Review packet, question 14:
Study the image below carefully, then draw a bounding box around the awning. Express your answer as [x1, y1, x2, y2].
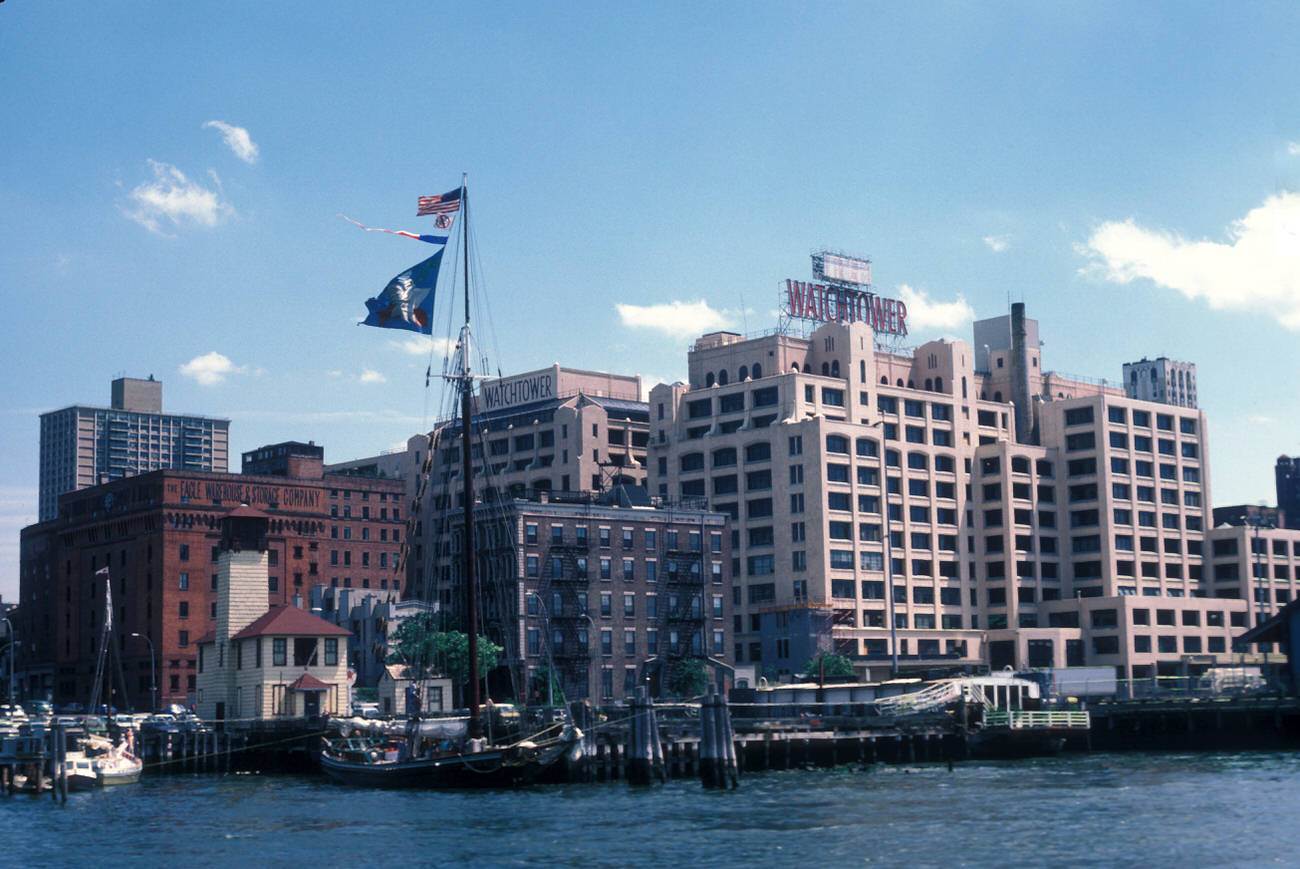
[288, 673, 333, 692]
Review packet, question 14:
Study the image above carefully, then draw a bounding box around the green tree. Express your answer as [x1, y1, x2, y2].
[665, 657, 710, 698]
[529, 665, 566, 707]
[801, 650, 855, 682]
[387, 613, 503, 704]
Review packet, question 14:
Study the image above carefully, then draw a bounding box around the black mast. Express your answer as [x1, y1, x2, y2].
[459, 178, 482, 740]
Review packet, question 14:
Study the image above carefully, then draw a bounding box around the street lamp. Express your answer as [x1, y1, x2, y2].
[130, 632, 157, 713]
[868, 421, 901, 678]
[1245, 513, 1274, 679]
[0, 617, 13, 707]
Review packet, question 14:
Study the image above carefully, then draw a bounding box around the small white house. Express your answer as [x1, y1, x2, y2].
[376, 664, 452, 717]
[194, 506, 353, 722]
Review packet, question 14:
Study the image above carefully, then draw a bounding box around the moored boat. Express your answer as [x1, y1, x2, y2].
[321, 180, 588, 789]
[66, 735, 143, 789]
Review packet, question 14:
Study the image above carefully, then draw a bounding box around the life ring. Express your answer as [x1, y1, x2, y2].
[367, 749, 382, 762]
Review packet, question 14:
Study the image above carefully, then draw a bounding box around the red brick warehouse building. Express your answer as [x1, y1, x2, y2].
[18, 442, 404, 709]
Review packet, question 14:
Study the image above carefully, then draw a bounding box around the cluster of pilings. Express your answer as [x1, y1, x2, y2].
[0, 725, 71, 801]
[698, 687, 739, 789]
[625, 687, 666, 785]
[621, 686, 740, 789]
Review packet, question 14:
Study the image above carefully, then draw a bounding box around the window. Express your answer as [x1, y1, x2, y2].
[1066, 432, 1096, 451]
[273, 638, 287, 666]
[1064, 406, 1094, 426]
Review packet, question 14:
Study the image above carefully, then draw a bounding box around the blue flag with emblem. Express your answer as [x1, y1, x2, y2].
[361, 248, 443, 333]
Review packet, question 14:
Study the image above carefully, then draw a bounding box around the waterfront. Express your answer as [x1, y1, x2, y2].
[2, 752, 1298, 868]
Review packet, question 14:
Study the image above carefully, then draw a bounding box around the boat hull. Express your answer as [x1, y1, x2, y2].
[99, 764, 143, 786]
[320, 739, 574, 789]
[968, 728, 1068, 759]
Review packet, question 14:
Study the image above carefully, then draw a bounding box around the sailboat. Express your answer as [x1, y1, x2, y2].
[66, 733, 144, 789]
[69, 567, 143, 788]
[320, 180, 585, 788]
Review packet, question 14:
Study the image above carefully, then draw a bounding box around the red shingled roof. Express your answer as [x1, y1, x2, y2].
[230, 605, 352, 640]
[224, 504, 272, 520]
[288, 673, 334, 692]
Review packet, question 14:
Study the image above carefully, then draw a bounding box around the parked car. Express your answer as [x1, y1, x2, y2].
[0, 703, 29, 723]
[140, 714, 181, 736]
[351, 701, 381, 719]
[173, 712, 205, 733]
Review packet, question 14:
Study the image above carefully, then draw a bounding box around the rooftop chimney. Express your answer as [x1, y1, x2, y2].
[1010, 303, 1035, 444]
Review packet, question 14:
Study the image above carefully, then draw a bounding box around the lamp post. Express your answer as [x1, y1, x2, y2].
[868, 421, 900, 678]
[0, 617, 13, 707]
[580, 612, 597, 706]
[130, 632, 157, 713]
[1246, 513, 1274, 680]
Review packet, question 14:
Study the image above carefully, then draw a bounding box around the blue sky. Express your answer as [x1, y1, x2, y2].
[3, 2, 1299, 601]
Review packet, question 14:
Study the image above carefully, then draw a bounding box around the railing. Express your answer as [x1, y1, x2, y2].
[871, 680, 963, 715]
[1041, 675, 1270, 703]
[1114, 675, 1268, 701]
[984, 709, 1090, 730]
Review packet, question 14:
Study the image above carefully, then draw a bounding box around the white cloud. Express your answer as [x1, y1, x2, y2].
[1289, 142, 1300, 156]
[983, 235, 1010, 253]
[125, 160, 233, 234]
[390, 335, 456, 356]
[359, 369, 387, 384]
[616, 299, 733, 338]
[179, 351, 248, 386]
[203, 120, 259, 164]
[1079, 191, 1300, 328]
[895, 284, 976, 332]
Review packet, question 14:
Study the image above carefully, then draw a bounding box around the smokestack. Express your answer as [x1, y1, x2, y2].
[1011, 303, 1034, 444]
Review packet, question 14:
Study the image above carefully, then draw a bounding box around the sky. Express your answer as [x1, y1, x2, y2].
[3, 1, 1300, 602]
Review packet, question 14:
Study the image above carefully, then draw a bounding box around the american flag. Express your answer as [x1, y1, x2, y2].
[417, 188, 462, 217]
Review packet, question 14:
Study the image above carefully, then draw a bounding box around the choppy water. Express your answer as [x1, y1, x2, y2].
[2, 752, 1297, 868]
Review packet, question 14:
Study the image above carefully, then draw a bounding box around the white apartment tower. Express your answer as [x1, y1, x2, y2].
[38, 376, 230, 520]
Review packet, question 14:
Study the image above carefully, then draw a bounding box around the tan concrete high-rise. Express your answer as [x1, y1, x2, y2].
[647, 308, 1245, 686]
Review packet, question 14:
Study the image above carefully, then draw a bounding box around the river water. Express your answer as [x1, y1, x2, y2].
[2, 752, 1296, 868]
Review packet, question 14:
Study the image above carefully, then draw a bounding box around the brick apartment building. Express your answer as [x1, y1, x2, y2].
[17, 443, 403, 708]
[458, 491, 731, 704]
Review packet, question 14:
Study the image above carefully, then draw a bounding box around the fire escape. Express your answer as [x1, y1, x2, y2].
[651, 533, 708, 689]
[539, 527, 594, 702]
